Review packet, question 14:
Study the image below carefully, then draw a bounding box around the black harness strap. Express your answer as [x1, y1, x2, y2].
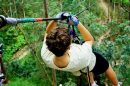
[0, 44, 7, 84]
[0, 15, 7, 28]
[87, 66, 91, 86]
[79, 67, 91, 86]
[68, 25, 83, 44]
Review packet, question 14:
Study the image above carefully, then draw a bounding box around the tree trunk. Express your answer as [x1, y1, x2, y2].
[21, 0, 25, 17]
[9, 2, 13, 17]
[43, 0, 57, 86]
[107, 0, 111, 22]
[52, 69, 57, 86]
[128, 0, 130, 20]
[77, 76, 82, 86]
[57, 0, 62, 11]
[13, 0, 18, 17]
[43, 0, 49, 26]
[113, 1, 115, 20]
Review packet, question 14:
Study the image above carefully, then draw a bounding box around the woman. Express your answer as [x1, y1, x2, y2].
[41, 13, 120, 86]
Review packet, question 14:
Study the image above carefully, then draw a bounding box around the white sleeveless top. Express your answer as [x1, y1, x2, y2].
[41, 39, 96, 76]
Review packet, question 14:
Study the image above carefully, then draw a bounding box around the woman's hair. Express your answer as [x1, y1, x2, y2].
[46, 27, 71, 57]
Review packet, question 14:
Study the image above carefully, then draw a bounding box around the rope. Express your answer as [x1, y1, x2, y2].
[75, 2, 96, 16]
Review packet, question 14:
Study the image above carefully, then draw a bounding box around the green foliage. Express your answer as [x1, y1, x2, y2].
[56, 71, 77, 85]
[93, 20, 130, 85]
[89, 23, 107, 39]
[111, 0, 130, 5]
[7, 54, 36, 78]
[122, 0, 130, 5]
[64, 78, 77, 86]
[6, 54, 52, 86]
[5, 78, 36, 86]
[81, 12, 97, 25]
[0, 27, 26, 61]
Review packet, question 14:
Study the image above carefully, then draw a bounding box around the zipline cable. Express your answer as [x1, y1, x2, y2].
[0, 2, 96, 28]
[75, 2, 96, 16]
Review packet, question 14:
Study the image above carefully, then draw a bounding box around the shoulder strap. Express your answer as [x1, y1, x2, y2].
[68, 25, 83, 44]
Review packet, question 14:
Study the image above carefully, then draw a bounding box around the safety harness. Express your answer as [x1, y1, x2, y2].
[67, 24, 91, 86]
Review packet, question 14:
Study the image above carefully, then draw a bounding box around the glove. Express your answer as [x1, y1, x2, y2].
[0, 44, 3, 54]
[55, 12, 79, 26]
[55, 12, 70, 20]
[0, 15, 7, 28]
[55, 12, 71, 24]
[68, 15, 79, 26]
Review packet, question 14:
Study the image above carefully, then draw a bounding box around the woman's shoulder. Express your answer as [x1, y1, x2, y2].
[69, 42, 93, 59]
[70, 42, 92, 50]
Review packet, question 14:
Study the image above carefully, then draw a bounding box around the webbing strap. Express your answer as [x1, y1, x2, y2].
[68, 25, 83, 44]
[79, 66, 91, 86]
[87, 66, 91, 86]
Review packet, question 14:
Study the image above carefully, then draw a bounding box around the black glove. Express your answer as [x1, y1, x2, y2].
[0, 15, 7, 28]
[55, 12, 70, 23]
[0, 44, 3, 54]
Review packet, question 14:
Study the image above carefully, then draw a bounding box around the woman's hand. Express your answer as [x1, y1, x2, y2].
[55, 12, 70, 20]
[68, 16, 79, 26]
[55, 12, 79, 26]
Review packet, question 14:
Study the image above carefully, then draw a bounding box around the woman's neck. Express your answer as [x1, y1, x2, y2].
[55, 52, 68, 59]
[53, 52, 70, 68]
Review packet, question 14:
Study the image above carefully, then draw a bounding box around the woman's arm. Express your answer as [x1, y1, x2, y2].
[43, 20, 57, 40]
[46, 20, 57, 34]
[77, 22, 94, 45]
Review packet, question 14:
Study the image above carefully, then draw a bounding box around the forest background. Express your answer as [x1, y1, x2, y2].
[0, 0, 130, 86]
